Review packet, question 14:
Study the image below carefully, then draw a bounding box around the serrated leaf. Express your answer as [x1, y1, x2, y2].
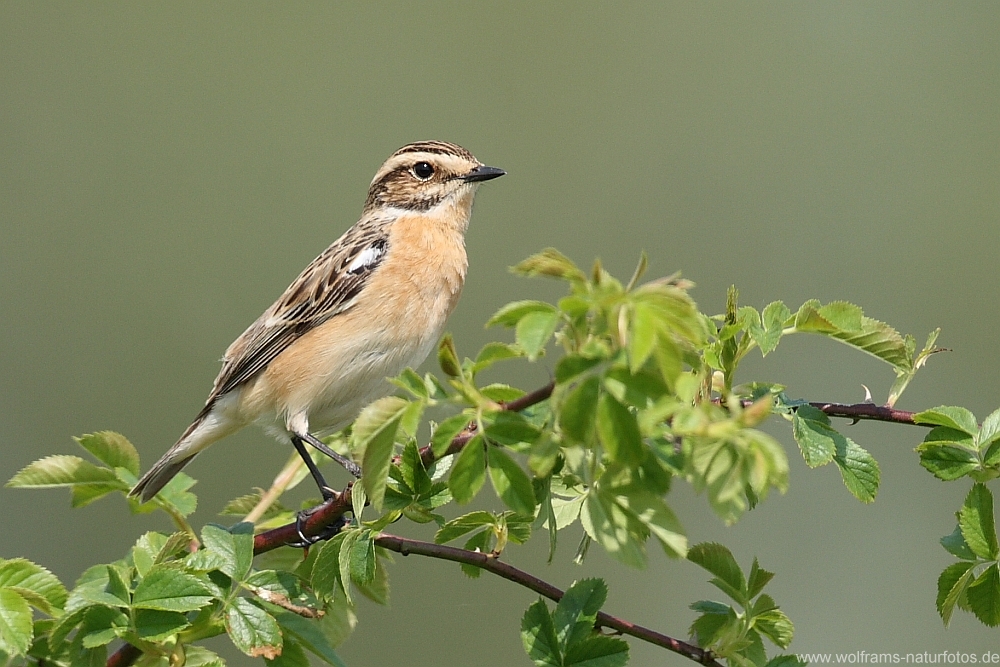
[400, 440, 432, 497]
[914, 407, 979, 436]
[512, 248, 587, 283]
[434, 511, 497, 544]
[473, 341, 524, 372]
[688, 543, 746, 602]
[485, 411, 541, 446]
[134, 608, 190, 641]
[225, 597, 282, 659]
[521, 598, 561, 666]
[488, 447, 536, 515]
[752, 301, 790, 356]
[265, 636, 309, 667]
[790, 406, 836, 467]
[754, 609, 794, 648]
[488, 300, 559, 328]
[747, 558, 775, 599]
[0, 588, 32, 657]
[596, 393, 644, 466]
[564, 634, 629, 667]
[940, 524, 977, 560]
[960, 484, 998, 560]
[349, 536, 376, 586]
[978, 407, 1000, 450]
[276, 609, 350, 665]
[967, 563, 1000, 627]
[131, 566, 214, 612]
[437, 333, 461, 377]
[448, 435, 487, 504]
[355, 396, 407, 511]
[431, 414, 471, 458]
[918, 444, 980, 481]
[153, 472, 198, 517]
[580, 490, 646, 569]
[201, 523, 255, 582]
[75, 432, 140, 476]
[553, 578, 606, 653]
[0, 559, 67, 615]
[833, 437, 880, 503]
[517, 310, 561, 361]
[6, 455, 117, 488]
[390, 368, 429, 399]
[937, 561, 976, 626]
[309, 534, 348, 600]
[828, 316, 913, 371]
[560, 376, 600, 444]
[461, 530, 493, 578]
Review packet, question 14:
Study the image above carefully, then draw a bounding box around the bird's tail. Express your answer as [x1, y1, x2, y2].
[130, 406, 232, 503]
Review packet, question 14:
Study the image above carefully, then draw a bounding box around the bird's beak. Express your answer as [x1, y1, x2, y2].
[462, 165, 506, 183]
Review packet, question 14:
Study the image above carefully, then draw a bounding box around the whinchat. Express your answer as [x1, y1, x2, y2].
[131, 141, 504, 503]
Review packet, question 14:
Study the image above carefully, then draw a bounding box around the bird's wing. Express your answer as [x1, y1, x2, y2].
[205, 220, 390, 404]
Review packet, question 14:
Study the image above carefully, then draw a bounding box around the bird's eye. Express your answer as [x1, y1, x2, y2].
[412, 162, 435, 180]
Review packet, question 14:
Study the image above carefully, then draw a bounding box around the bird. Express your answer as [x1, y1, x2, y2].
[130, 141, 505, 504]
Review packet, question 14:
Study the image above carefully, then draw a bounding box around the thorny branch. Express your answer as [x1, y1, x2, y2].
[106, 380, 925, 666]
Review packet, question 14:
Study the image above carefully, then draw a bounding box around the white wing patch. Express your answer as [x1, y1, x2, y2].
[346, 242, 386, 275]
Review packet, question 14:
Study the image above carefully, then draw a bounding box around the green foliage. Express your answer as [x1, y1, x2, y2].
[4, 248, 974, 666]
[688, 544, 794, 667]
[520, 578, 628, 667]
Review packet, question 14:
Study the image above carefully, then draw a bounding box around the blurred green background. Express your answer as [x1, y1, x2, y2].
[2, 2, 998, 665]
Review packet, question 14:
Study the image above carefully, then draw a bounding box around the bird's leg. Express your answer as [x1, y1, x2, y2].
[299, 431, 363, 479]
[290, 434, 337, 500]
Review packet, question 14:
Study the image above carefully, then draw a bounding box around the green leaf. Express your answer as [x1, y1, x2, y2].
[596, 393, 644, 465]
[153, 473, 198, 517]
[431, 413, 471, 458]
[349, 536, 376, 586]
[485, 411, 541, 446]
[560, 376, 600, 444]
[833, 437, 880, 504]
[181, 646, 227, 667]
[512, 248, 587, 283]
[918, 444, 980, 481]
[221, 491, 288, 522]
[356, 396, 408, 511]
[829, 316, 913, 371]
[754, 609, 794, 648]
[134, 609, 190, 642]
[480, 383, 526, 403]
[448, 435, 487, 504]
[580, 489, 646, 569]
[967, 563, 1000, 627]
[914, 407, 979, 436]
[390, 367, 429, 399]
[488, 448, 537, 514]
[937, 561, 976, 626]
[461, 530, 493, 578]
[473, 341, 524, 372]
[553, 578, 606, 653]
[521, 598, 561, 666]
[790, 406, 836, 467]
[400, 440, 432, 497]
[556, 355, 604, 384]
[6, 455, 117, 488]
[747, 558, 775, 599]
[275, 609, 350, 665]
[434, 511, 497, 544]
[960, 484, 999, 560]
[131, 565, 214, 612]
[488, 300, 559, 328]
[941, 524, 977, 561]
[751, 301, 790, 356]
[688, 543, 747, 603]
[0, 558, 67, 615]
[978, 407, 1000, 450]
[225, 597, 282, 659]
[517, 310, 561, 361]
[564, 634, 629, 667]
[201, 523, 255, 582]
[75, 432, 140, 476]
[629, 301, 660, 371]
[309, 533, 348, 600]
[437, 333, 462, 377]
[0, 588, 32, 657]
[265, 636, 310, 667]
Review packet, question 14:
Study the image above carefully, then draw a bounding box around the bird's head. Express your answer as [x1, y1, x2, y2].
[364, 141, 505, 218]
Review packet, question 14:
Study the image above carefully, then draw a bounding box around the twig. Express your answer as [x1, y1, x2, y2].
[107, 380, 925, 667]
[375, 533, 722, 667]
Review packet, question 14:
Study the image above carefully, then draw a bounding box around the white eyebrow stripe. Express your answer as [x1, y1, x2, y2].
[347, 243, 386, 274]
